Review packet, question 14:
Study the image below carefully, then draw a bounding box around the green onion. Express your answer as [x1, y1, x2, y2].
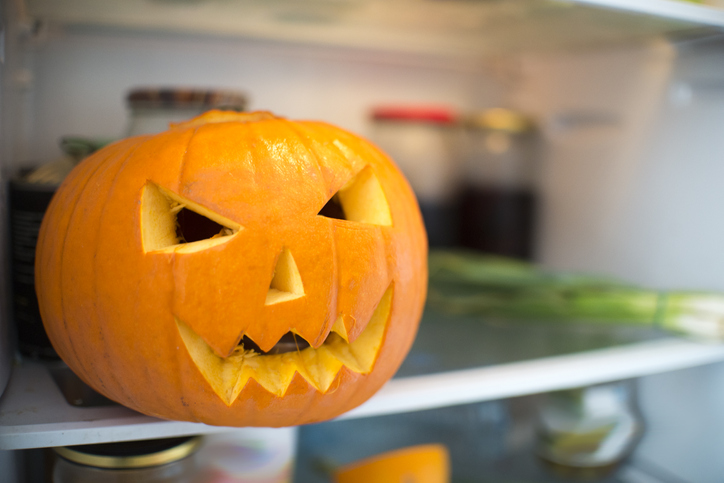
[428, 250, 724, 340]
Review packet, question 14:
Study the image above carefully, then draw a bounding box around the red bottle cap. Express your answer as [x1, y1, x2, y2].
[371, 106, 457, 124]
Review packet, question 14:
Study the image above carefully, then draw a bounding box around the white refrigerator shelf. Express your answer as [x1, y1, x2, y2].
[23, 0, 724, 57]
[3, 312, 724, 451]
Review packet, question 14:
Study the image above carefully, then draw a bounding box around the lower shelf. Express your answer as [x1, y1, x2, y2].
[297, 395, 674, 483]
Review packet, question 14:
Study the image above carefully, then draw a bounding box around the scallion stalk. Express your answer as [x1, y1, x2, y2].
[428, 250, 724, 341]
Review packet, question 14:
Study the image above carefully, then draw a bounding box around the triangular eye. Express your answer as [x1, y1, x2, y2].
[141, 182, 242, 253]
[265, 247, 305, 305]
[317, 166, 392, 226]
[318, 195, 346, 221]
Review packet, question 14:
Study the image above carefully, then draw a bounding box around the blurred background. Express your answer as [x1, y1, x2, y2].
[2, 0, 724, 482]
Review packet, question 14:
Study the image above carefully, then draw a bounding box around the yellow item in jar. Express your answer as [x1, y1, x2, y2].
[334, 444, 450, 483]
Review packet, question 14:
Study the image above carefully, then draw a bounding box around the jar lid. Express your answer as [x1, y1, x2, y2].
[127, 88, 247, 111]
[465, 108, 534, 133]
[371, 106, 457, 124]
[54, 436, 202, 469]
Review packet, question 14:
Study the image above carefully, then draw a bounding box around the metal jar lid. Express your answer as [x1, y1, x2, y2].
[53, 436, 202, 469]
[127, 88, 247, 111]
[464, 108, 535, 133]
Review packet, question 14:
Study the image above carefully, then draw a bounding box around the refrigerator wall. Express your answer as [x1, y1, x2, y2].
[521, 37, 724, 481]
[17, 27, 504, 167]
[517, 36, 724, 292]
[16, 22, 724, 294]
[521, 38, 724, 481]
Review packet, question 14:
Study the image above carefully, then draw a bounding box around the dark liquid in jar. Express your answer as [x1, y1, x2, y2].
[418, 200, 461, 248]
[458, 185, 536, 260]
[9, 180, 59, 358]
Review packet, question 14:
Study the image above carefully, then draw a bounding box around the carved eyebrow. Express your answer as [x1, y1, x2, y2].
[317, 166, 392, 226]
[141, 182, 242, 254]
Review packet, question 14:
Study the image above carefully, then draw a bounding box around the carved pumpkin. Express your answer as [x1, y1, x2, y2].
[35, 111, 427, 426]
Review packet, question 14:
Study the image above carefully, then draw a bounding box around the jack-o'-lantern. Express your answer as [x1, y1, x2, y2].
[35, 111, 427, 426]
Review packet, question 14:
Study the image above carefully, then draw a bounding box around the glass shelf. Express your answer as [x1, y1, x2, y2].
[396, 310, 666, 379]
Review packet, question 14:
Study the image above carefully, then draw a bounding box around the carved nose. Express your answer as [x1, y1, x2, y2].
[265, 247, 305, 306]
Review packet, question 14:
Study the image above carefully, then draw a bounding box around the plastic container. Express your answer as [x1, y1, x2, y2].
[194, 428, 297, 483]
[370, 106, 461, 247]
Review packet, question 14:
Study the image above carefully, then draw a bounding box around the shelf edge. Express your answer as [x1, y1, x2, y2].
[341, 337, 724, 419]
[3, 337, 723, 450]
[574, 0, 724, 27]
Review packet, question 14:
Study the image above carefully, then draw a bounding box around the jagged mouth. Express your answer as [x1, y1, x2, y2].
[176, 285, 393, 405]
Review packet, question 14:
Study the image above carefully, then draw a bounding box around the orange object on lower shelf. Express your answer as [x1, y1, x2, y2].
[334, 444, 450, 483]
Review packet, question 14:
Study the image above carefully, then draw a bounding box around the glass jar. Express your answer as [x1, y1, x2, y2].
[536, 381, 643, 478]
[459, 108, 539, 260]
[53, 436, 202, 483]
[125, 88, 247, 137]
[10, 137, 110, 360]
[370, 106, 461, 247]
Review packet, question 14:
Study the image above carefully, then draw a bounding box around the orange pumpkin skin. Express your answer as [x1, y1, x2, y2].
[35, 111, 427, 426]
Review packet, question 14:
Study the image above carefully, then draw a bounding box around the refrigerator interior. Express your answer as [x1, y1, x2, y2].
[3, 1, 724, 481]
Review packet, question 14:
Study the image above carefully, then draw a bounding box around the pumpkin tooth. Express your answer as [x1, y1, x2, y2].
[330, 315, 350, 342]
[300, 346, 343, 392]
[242, 351, 302, 395]
[176, 284, 393, 404]
[324, 334, 366, 373]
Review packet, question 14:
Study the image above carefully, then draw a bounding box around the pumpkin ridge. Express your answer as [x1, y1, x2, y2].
[335, 274, 395, 345]
[175, 125, 199, 197]
[279, 119, 329, 195]
[271, 119, 332, 223]
[328, 208, 340, 348]
[332, 220, 392, 342]
[52, 144, 130, 386]
[290, 121, 356, 201]
[55, 139, 145, 399]
[89, 138, 153, 406]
